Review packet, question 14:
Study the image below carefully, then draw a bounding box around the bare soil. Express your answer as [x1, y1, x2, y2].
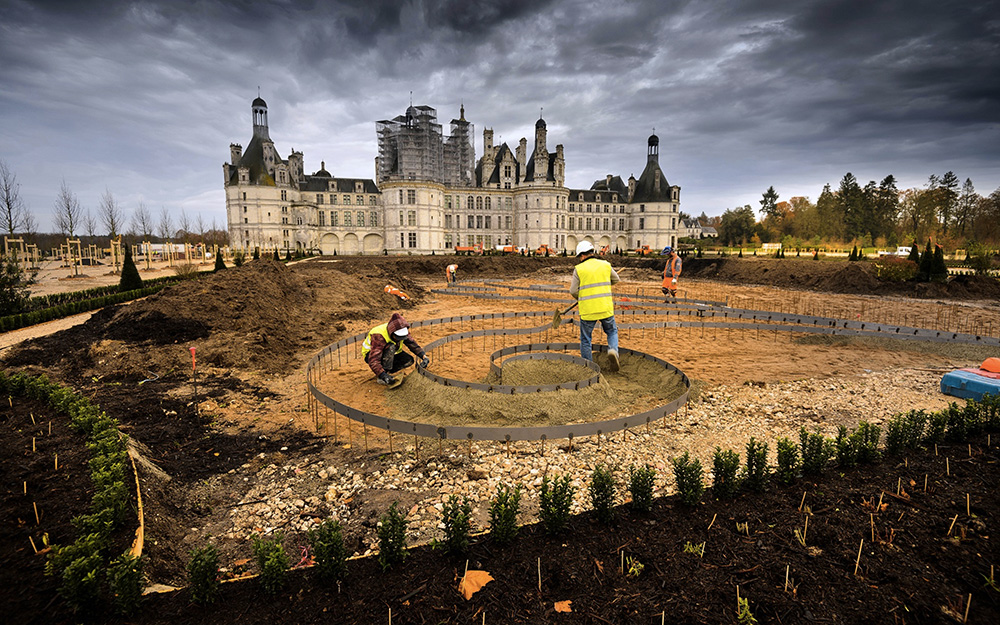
[2, 255, 1000, 624]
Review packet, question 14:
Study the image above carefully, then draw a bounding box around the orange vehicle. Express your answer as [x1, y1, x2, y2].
[635, 245, 653, 256]
[498, 245, 517, 254]
[454, 243, 483, 255]
[535, 244, 553, 256]
[598, 245, 611, 256]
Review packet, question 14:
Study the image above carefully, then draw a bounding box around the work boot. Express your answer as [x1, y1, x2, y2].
[607, 349, 620, 373]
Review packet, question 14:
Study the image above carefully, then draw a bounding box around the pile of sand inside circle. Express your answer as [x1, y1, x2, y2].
[386, 353, 687, 429]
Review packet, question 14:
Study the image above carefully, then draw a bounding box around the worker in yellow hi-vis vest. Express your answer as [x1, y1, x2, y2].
[569, 241, 620, 372]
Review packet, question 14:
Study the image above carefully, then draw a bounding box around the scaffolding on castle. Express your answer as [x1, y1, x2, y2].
[376, 105, 474, 187]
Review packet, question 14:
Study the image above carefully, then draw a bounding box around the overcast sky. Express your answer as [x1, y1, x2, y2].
[2, 0, 998, 233]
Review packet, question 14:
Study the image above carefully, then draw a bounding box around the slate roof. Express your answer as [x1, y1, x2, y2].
[522, 148, 555, 182]
[478, 143, 520, 186]
[631, 159, 675, 203]
[589, 175, 629, 196]
[229, 135, 278, 186]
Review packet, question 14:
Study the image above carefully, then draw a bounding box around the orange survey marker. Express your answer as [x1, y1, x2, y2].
[383, 285, 410, 301]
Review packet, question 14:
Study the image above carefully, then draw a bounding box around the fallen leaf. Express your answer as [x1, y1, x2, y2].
[554, 600, 573, 613]
[459, 570, 494, 600]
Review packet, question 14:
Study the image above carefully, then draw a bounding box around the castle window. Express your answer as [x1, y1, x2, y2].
[639, 205, 645, 212]
[604, 205, 609, 213]
[244, 217, 248, 223]
[586, 218, 592, 230]
[505, 216, 511, 229]
[407, 190, 416, 204]
[399, 190, 404, 203]
[672, 218, 676, 229]
[619, 218, 625, 230]
[331, 211, 338, 226]
[243, 206, 247, 213]
[639, 218, 645, 230]
[485, 197, 491, 210]
[400, 233, 405, 247]
[297, 216, 303, 225]
[586, 204, 592, 213]
[343, 195, 351, 205]
[503, 165, 511, 178]
[445, 234, 452, 248]
[283, 229, 289, 237]
[282, 217, 288, 225]
[445, 195, 453, 209]
[569, 204, 574, 212]
[408, 232, 417, 248]
[504, 198, 512, 210]
[604, 218, 609, 230]
[407, 211, 416, 226]
[504, 182, 511, 189]
[476, 215, 482, 229]
[370, 212, 378, 227]
[569, 217, 575, 230]
[331, 194, 338, 204]
[476, 197, 482, 210]
[319, 211, 325, 227]
[344, 212, 352, 227]
[445, 215, 452, 229]
[467, 196, 474, 210]
[578, 193, 584, 201]
[467, 215, 475, 228]
[369, 196, 377, 205]
[357, 211, 364, 227]
[399, 210, 404, 225]
[596, 194, 601, 202]
[280, 190, 287, 201]
[317, 194, 323, 204]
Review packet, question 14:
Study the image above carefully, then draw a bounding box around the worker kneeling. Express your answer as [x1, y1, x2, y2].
[362, 312, 430, 386]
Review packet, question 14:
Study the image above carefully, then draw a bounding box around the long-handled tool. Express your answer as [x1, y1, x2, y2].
[551, 302, 578, 328]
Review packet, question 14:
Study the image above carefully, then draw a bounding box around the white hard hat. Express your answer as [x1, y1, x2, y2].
[392, 327, 409, 337]
[575, 241, 595, 256]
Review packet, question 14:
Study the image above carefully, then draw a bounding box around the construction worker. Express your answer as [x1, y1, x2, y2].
[570, 241, 620, 372]
[662, 246, 681, 299]
[445, 263, 458, 284]
[362, 312, 430, 386]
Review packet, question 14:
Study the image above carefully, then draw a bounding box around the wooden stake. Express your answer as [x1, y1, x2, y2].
[48, 421, 51, 435]
[803, 516, 808, 542]
[946, 457, 950, 476]
[948, 514, 959, 536]
[32, 437, 35, 452]
[897, 477, 901, 495]
[54, 454, 58, 471]
[388, 606, 391, 625]
[798, 492, 806, 512]
[870, 514, 875, 542]
[854, 539, 863, 576]
[708, 513, 717, 530]
[963, 593, 971, 623]
[537, 557, 542, 592]
[935, 443, 938, 456]
[968, 444, 972, 458]
[877, 492, 884, 511]
[30, 413, 35, 425]
[23, 481, 26, 495]
[33, 502, 40, 524]
[29, 536, 37, 553]
[966, 493, 970, 517]
[924, 474, 928, 492]
[784, 565, 789, 592]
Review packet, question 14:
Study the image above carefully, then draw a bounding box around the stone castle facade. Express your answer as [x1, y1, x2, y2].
[224, 97, 681, 255]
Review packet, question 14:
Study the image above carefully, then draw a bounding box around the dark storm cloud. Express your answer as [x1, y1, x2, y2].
[0, 0, 998, 229]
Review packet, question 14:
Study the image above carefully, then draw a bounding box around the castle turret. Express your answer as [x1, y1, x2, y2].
[647, 133, 659, 165]
[252, 97, 270, 141]
[230, 143, 242, 165]
[532, 117, 547, 182]
[482, 127, 495, 181]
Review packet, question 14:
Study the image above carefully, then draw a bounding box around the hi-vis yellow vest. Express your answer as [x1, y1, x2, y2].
[576, 258, 614, 321]
[361, 323, 403, 358]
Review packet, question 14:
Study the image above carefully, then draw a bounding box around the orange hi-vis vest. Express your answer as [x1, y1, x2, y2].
[662, 255, 681, 288]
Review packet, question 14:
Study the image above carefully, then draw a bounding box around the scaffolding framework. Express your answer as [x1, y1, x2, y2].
[376, 105, 474, 187]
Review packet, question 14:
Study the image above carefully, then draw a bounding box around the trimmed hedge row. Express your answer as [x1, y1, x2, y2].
[21, 274, 188, 312]
[0, 285, 164, 333]
[0, 371, 142, 615]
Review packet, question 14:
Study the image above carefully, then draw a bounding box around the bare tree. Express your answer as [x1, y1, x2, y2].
[178, 208, 192, 243]
[0, 159, 30, 238]
[83, 208, 98, 240]
[196, 213, 206, 242]
[54, 180, 82, 237]
[157, 205, 173, 241]
[132, 200, 155, 240]
[98, 188, 125, 238]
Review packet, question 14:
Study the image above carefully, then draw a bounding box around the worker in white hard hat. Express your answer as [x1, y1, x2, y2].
[569, 240, 621, 372]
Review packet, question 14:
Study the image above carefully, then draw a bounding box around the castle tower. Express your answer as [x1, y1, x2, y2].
[532, 118, 547, 182]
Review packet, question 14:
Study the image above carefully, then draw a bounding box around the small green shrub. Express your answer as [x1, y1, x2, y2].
[775, 437, 799, 484]
[884, 413, 907, 456]
[671, 452, 704, 506]
[741, 438, 769, 492]
[187, 544, 221, 605]
[441, 495, 473, 554]
[627, 464, 656, 513]
[925, 409, 948, 444]
[308, 519, 347, 582]
[108, 553, 144, 615]
[800, 427, 834, 475]
[589, 464, 617, 525]
[233, 252, 245, 267]
[377, 502, 408, 569]
[835, 425, 859, 468]
[251, 533, 289, 595]
[489, 483, 522, 544]
[853, 421, 881, 463]
[539, 474, 575, 534]
[711, 447, 741, 499]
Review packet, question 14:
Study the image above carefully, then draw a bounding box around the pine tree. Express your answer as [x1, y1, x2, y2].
[119, 244, 143, 292]
[907, 241, 920, 263]
[918, 240, 933, 281]
[252, 247, 260, 260]
[214, 251, 226, 272]
[930, 245, 949, 282]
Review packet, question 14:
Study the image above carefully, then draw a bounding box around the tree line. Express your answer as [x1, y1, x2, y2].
[0, 159, 227, 252]
[712, 172, 1000, 251]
